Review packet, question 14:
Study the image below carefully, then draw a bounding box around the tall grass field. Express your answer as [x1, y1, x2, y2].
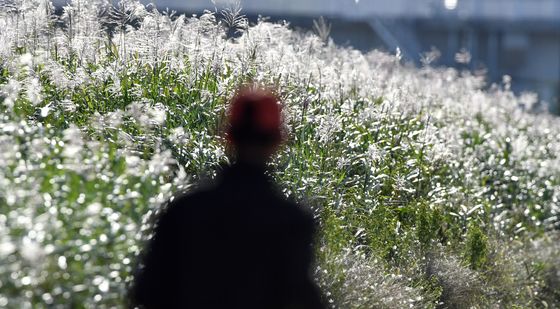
[0, 1, 559, 308]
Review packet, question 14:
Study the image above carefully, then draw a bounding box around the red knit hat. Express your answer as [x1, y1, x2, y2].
[226, 87, 283, 146]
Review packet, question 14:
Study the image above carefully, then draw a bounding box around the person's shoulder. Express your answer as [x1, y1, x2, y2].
[168, 188, 210, 206]
[163, 186, 216, 216]
[149, 185, 209, 224]
[276, 195, 316, 225]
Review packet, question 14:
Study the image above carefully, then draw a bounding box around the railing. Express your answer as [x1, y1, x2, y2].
[129, 0, 560, 21]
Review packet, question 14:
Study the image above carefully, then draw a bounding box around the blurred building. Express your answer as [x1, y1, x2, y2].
[149, 0, 560, 112]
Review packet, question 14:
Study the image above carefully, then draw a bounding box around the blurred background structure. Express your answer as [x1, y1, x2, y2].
[56, 0, 560, 112]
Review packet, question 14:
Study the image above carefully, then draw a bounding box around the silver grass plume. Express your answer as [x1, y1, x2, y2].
[213, 0, 246, 39]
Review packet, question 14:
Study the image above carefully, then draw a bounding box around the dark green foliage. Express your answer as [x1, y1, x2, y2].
[464, 222, 488, 270]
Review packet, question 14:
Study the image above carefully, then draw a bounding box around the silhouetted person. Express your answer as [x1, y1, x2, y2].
[128, 87, 325, 309]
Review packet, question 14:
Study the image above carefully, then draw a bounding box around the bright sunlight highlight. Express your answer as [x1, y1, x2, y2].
[444, 0, 458, 10]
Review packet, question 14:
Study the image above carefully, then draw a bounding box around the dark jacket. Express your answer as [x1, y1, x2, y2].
[129, 162, 325, 309]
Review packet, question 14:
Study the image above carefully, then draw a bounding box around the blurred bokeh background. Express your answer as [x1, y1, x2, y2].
[83, 0, 559, 114]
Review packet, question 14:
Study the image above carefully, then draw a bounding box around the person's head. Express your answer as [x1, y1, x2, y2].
[226, 86, 284, 164]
